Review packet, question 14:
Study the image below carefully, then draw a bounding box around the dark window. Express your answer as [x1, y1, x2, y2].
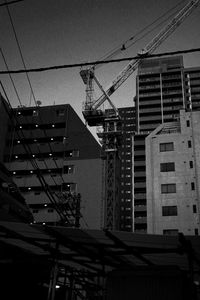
[195, 228, 199, 236]
[161, 184, 176, 194]
[186, 120, 190, 127]
[160, 162, 175, 172]
[163, 229, 179, 235]
[34, 192, 41, 195]
[191, 182, 195, 190]
[33, 209, 39, 214]
[160, 142, 174, 152]
[189, 161, 193, 168]
[162, 206, 177, 216]
[48, 209, 54, 213]
[188, 140, 192, 148]
[193, 205, 197, 213]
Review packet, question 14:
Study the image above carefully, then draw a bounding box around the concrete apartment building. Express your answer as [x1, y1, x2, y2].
[146, 110, 200, 235]
[133, 55, 200, 234]
[2, 101, 102, 229]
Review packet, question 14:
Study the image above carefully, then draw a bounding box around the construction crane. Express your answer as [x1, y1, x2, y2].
[80, 0, 200, 230]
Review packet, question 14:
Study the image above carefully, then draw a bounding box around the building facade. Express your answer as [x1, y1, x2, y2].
[133, 55, 200, 234]
[118, 107, 136, 231]
[146, 110, 200, 235]
[3, 103, 102, 229]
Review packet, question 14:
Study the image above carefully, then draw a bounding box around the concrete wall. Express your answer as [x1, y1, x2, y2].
[146, 110, 200, 235]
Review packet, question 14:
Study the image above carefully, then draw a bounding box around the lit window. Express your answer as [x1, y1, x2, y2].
[30, 171, 33, 174]
[32, 154, 35, 158]
[28, 187, 31, 190]
[18, 112, 21, 115]
[13, 171, 16, 175]
[35, 124, 39, 128]
[19, 126, 22, 129]
[161, 184, 176, 194]
[33, 110, 38, 116]
[15, 155, 18, 159]
[17, 140, 20, 144]
[51, 138, 54, 141]
[52, 124, 55, 128]
[49, 153, 52, 156]
[160, 142, 174, 152]
[162, 206, 177, 216]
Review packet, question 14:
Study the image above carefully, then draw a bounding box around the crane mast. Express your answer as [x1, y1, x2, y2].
[80, 0, 200, 230]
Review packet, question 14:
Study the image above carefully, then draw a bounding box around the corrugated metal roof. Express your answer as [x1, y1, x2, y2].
[0, 221, 199, 274]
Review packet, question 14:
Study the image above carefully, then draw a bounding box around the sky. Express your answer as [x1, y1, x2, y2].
[0, 0, 200, 139]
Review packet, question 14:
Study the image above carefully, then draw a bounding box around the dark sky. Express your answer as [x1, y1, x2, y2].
[0, 0, 200, 136]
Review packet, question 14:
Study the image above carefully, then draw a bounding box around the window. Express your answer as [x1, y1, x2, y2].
[189, 161, 193, 168]
[186, 120, 190, 127]
[162, 206, 177, 216]
[160, 162, 175, 172]
[63, 165, 74, 174]
[48, 209, 54, 213]
[161, 184, 176, 194]
[160, 142, 174, 152]
[193, 205, 197, 213]
[32, 209, 39, 214]
[73, 150, 79, 157]
[57, 109, 65, 116]
[191, 182, 195, 190]
[195, 228, 199, 236]
[188, 140, 192, 148]
[33, 110, 38, 116]
[163, 229, 179, 235]
[34, 192, 41, 195]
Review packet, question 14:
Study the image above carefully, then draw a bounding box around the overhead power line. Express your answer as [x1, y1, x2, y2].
[0, 47, 199, 75]
[0, 0, 24, 7]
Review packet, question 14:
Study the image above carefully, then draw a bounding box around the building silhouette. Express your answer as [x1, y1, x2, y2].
[0, 100, 102, 229]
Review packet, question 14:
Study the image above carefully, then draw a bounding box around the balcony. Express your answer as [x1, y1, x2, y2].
[134, 216, 147, 224]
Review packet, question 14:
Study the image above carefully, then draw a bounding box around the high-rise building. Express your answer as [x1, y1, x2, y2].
[133, 55, 200, 234]
[2, 102, 102, 229]
[146, 110, 200, 236]
[118, 107, 136, 231]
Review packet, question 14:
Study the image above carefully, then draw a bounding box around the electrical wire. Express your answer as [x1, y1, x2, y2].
[0, 0, 24, 7]
[95, 0, 187, 65]
[0, 48, 88, 227]
[0, 48, 23, 106]
[0, 47, 200, 75]
[4, 3, 68, 177]
[3, 3, 88, 226]
[0, 81, 70, 223]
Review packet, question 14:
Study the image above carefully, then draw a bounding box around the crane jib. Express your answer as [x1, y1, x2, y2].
[81, 0, 200, 119]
